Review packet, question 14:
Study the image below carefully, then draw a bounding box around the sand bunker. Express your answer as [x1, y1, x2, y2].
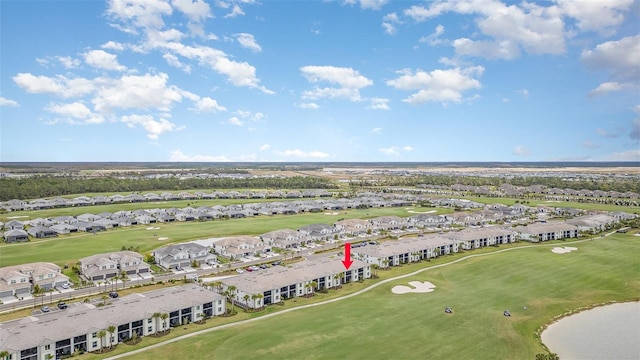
[324, 212, 339, 215]
[158, 237, 169, 241]
[146, 226, 161, 230]
[392, 281, 436, 294]
[552, 246, 578, 254]
[407, 210, 437, 214]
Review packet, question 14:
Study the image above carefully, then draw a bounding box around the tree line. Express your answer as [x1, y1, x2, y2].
[0, 176, 337, 201]
[374, 175, 640, 193]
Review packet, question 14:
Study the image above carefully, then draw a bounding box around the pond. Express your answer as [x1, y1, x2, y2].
[541, 302, 640, 360]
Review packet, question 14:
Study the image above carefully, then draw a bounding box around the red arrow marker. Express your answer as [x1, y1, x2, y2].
[342, 242, 353, 270]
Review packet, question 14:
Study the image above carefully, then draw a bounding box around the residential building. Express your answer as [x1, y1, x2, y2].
[79, 251, 151, 282]
[514, 221, 580, 242]
[153, 243, 215, 270]
[0, 284, 225, 360]
[220, 257, 371, 310]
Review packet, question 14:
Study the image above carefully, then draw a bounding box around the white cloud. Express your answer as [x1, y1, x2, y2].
[453, 38, 521, 60]
[582, 140, 600, 149]
[517, 89, 529, 99]
[224, 4, 245, 18]
[228, 116, 243, 126]
[13, 73, 65, 95]
[405, 1, 567, 59]
[419, 24, 445, 46]
[259, 144, 270, 151]
[106, 0, 173, 31]
[367, 98, 390, 110]
[158, 42, 272, 93]
[56, 56, 81, 69]
[235, 33, 262, 52]
[13, 73, 96, 98]
[353, 0, 388, 10]
[92, 73, 182, 113]
[379, 147, 399, 156]
[102, 41, 126, 51]
[382, 12, 401, 35]
[557, 0, 634, 35]
[162, 52, 192, 73]
[298, 102, 319, 109]
[171, 0, 211, 22]
[582, 35, 640, 96]
[300, 65, 373, 101]
[588, 82, 636, 97]
[0, 97, 19, 107]
[378, 145, 413, 156]
[274, 149, 330, 159]
[512, 146, 530, 156]
[371, 127, 382, 134]
[170, 149, 232, 161]
[84, 50, 127, 71]
[46, 102, 104, 124]
[121, 114, 182, 139]
[386, 66, 483, 104]
[192, 97, 226, 112]
[234, 110, 265, 122]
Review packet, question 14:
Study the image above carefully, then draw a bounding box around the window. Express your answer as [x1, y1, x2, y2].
[10, 279, 16, 284]
[147, 318, 152, 324]
[45, 344, 51, 350]
[148, 326, 152, 332]
[92, 332, 97, 337]
[92, 341, 98, 347]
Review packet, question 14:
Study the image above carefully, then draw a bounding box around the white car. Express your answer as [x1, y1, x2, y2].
[236, 269, 244, 274]
[61, 283, 70, 289]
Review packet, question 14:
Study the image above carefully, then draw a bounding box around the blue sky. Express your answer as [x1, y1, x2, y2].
[1, 0, 638, 162]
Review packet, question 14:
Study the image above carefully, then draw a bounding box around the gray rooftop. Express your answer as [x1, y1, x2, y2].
[0, 284, 224, 352]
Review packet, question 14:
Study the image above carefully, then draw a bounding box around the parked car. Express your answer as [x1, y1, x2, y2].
[41, 306, 50, 313]
[272, 261, 282, 266]
[236, 269, 244, 274]
[57, 302, 68, 310]
[109, 292, 119, 298]
[61, 283, 70, 289]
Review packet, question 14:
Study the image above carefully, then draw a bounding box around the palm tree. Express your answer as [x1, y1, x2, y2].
[308, 281, 318, 297]
[96, 280, 102, 293]
[255, 293, 264, 310]
[212, 281, 222, 293]
[243, 294, 251, 311]
[382, 259, 389, 269]
[101, 295, 108, 306]
[371, 264, 379, 278]
[250, 293, 258, 310]
[0, 350, 10, 360]
[120, 271, 129, 290]
[304, 283, 312, 297]
[106, 325, 116, 348]
[333, 273, 341, 289]
[160, 313, 169, 333]
[227, 285, 237, 314]
[97, 329, 107, 353]
[152, 312, 161, 334]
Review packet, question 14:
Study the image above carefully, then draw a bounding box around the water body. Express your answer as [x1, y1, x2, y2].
[541, 302, 640, 360]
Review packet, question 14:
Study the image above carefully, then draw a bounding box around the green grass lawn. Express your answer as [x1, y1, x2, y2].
[0, 207, 451, 268]
[81, 233, 640, 360]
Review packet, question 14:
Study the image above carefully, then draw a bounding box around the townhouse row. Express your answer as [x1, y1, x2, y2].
[0, 285, 226, 360]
